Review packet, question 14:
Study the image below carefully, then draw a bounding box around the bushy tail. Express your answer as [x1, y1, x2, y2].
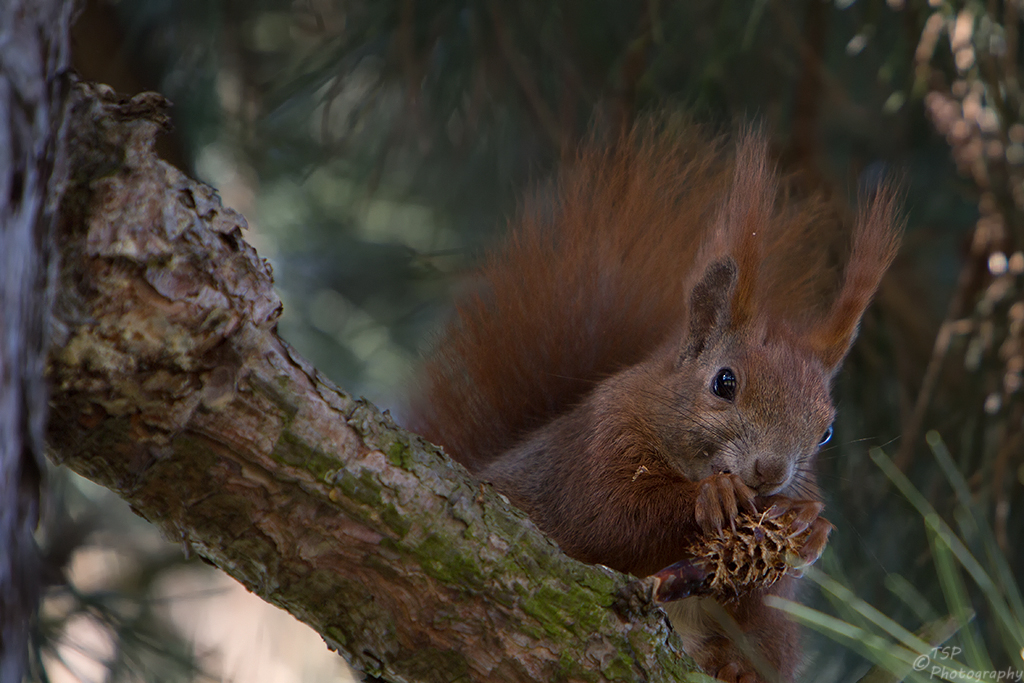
[408, 119, 896, 470]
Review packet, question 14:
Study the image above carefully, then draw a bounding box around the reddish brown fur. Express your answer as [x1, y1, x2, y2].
[410, 121, 856, 469]
[408, 119, 901, 681]
[718, 128, 775, 331]
[409, 122, 734, 470]
[809, 185, 903, 369]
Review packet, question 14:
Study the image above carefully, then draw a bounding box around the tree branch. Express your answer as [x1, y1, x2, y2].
[45, 83, 697, 683]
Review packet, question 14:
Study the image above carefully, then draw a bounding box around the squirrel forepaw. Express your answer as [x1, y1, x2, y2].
[797, 516, 833, 567]
[761, 496, 833, 568]
[695, 473, 757, 535]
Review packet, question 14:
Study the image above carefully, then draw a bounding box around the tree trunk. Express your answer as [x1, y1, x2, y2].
[0, 1, 74, 682]
[45, 83, 699, 683]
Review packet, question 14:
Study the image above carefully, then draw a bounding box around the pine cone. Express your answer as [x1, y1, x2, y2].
[687, 510, 813, 600]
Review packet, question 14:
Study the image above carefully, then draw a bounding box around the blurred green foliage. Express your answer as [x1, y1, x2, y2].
[51, 0, 1024, 681]
[117, 0, 980, 408]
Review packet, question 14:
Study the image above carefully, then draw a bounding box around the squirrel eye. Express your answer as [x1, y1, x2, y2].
[819, 424, 834, 445]
[711, 368, 737, 402]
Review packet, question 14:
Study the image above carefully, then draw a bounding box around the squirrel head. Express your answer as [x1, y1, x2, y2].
[606, 131, 901, 497]
[620, 258, 836, 497]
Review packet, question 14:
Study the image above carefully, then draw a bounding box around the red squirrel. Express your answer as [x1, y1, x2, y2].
[409, 120, 901, 682]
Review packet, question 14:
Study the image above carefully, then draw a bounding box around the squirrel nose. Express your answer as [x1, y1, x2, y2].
[753, 457, 788, 492]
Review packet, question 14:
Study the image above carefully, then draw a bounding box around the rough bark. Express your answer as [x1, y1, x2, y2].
[0, 1, 74, 681]
[45, 83, 698, 683]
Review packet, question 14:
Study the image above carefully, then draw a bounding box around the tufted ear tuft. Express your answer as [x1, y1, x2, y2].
[809, 182, 903, 373]
[718, 128, 776, 330]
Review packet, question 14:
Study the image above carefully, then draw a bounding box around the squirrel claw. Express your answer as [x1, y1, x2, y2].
[695, 473, 756, 536]
[791, 499, 824, 527]
[786, 518, 810, 538]
[756, 495, 832, 568]
[760, 497, 823, 529]
[796, 517, 833, 567]
[737, 484, 757, 515]
[763, 501, 788, 520]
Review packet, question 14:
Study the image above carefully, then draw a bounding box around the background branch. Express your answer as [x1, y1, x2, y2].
[0, 0, 74, 680]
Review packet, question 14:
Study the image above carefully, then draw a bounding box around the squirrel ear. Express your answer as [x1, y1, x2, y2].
[683, 257, 738, 359]
[808, 183, 902, 373]
[720, 128, 774, 330]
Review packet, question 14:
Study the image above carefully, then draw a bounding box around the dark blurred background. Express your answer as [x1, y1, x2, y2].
[35, 0, 1024, 681]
